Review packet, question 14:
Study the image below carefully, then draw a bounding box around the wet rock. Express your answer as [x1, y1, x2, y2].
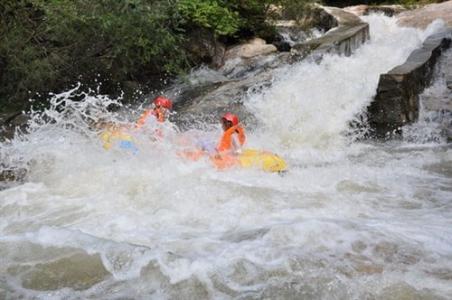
[172, 52, 290, 127]
[174, 71, 273, 127]
[351, 240, 367, 253]
[273, 21, 310, 49]
[425, 268, 452, 281]
[186, 28, 226, 68]
[0, 155, 28, 189]
[367, 29, 452, 138]
[343, 5, 369, 16]
[0, 111, 29, 140]
[291, 7, 369, 60]
[272, 37, 292, 52]
[378, 283, 443, 300]
[270, 4, 338, 31]
[373, 241, 398, 262]
[272, 9, 334, 50]
[21, 252, 111, 291]
[301, 6, 339, 31]
[224, 38, 277, 61]
[169, 277, 210, 300]
[366, 5, 405, 17]
[354, 262, 384, 274]
[344, 5, 406, 17]
[398, 1, 452, 29]
[0, 168, 27, 183]
[446, 49, 452, 89]
[344, 252, 384, 275]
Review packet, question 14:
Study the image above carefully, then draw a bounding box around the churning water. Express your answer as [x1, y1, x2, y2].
[1, 15, 451, 299]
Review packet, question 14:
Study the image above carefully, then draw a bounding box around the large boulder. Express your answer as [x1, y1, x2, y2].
[344, 5, 405, 17]
[0, 111, 29, 141]
[397, 1, 452, 29]
[171, 52, 291, 128]
[270, 5, 338, 31]
[271, 6, 339, 51]
[367, 29, 452, 138]
[224, 38, 277, 61]
[291, 6, 369, 59]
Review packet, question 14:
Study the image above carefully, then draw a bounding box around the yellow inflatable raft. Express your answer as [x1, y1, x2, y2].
[100, 127, 138, 153]
[210, 149, 287, 173]
[239, 149, 287, 173]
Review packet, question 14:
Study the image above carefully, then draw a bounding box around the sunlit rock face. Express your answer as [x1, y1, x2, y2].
[397, 1, 452, 29]
[344, 4, 406, 17]
[224, 38, 278, 61]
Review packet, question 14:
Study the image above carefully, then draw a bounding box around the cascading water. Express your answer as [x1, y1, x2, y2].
[1, 15, 452, 300]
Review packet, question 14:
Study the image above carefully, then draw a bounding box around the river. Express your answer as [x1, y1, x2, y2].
[1, 15, 451, 299]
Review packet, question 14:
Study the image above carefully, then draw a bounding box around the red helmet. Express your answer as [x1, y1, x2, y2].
[153, 96, 173, 109]
[222, 112, 239, 126]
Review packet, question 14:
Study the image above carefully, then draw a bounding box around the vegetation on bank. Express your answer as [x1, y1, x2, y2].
[0, 0, 446, 114]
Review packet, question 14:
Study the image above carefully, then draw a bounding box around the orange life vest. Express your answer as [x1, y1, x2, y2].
[136, 108, 165, 128]
[217, 125, 246, 153]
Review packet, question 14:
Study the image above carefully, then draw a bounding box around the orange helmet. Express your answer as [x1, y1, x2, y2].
[222, 112, 239, 126]
[153, 96, 173, 110]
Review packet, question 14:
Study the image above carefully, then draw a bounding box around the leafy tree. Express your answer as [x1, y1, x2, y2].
[177, 0, 241, 36]
[0, 0, 188, 112]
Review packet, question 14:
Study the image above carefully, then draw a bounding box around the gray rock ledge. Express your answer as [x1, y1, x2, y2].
[367, 29, 452, 138]
[291, 7, 369, 60]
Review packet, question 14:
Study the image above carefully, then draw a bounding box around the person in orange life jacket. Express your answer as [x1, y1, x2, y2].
[136, 96, 173, 128]
[216, 112, 246, 155]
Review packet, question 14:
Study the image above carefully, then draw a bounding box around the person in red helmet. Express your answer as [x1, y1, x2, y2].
[136, 96, 173, 128]
[179, 112, 246, 168]
[217, 112, 246, 154]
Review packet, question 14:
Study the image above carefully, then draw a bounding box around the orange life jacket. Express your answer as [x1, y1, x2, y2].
[136, 108, 165, 128]
[217, 125, 246, 153]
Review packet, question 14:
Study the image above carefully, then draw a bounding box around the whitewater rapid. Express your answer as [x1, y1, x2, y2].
[1, 15, 452, 299]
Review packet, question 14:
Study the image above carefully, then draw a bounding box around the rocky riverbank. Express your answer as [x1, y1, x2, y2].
[171, 5, 370, 128]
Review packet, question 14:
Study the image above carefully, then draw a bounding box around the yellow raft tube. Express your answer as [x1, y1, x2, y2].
[238, 149, 287, 173]
[187, 148, 288, 173]
[99, 126, 138, 153]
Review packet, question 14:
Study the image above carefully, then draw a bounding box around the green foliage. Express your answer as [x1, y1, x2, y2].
[176, 0, 286, 39]
[226, 0, 279, 39]
[177, 0, 241, 36]
[0, 0, 188, 112]
[0, 0, 318, 113]
[280, 0, 318, 21]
